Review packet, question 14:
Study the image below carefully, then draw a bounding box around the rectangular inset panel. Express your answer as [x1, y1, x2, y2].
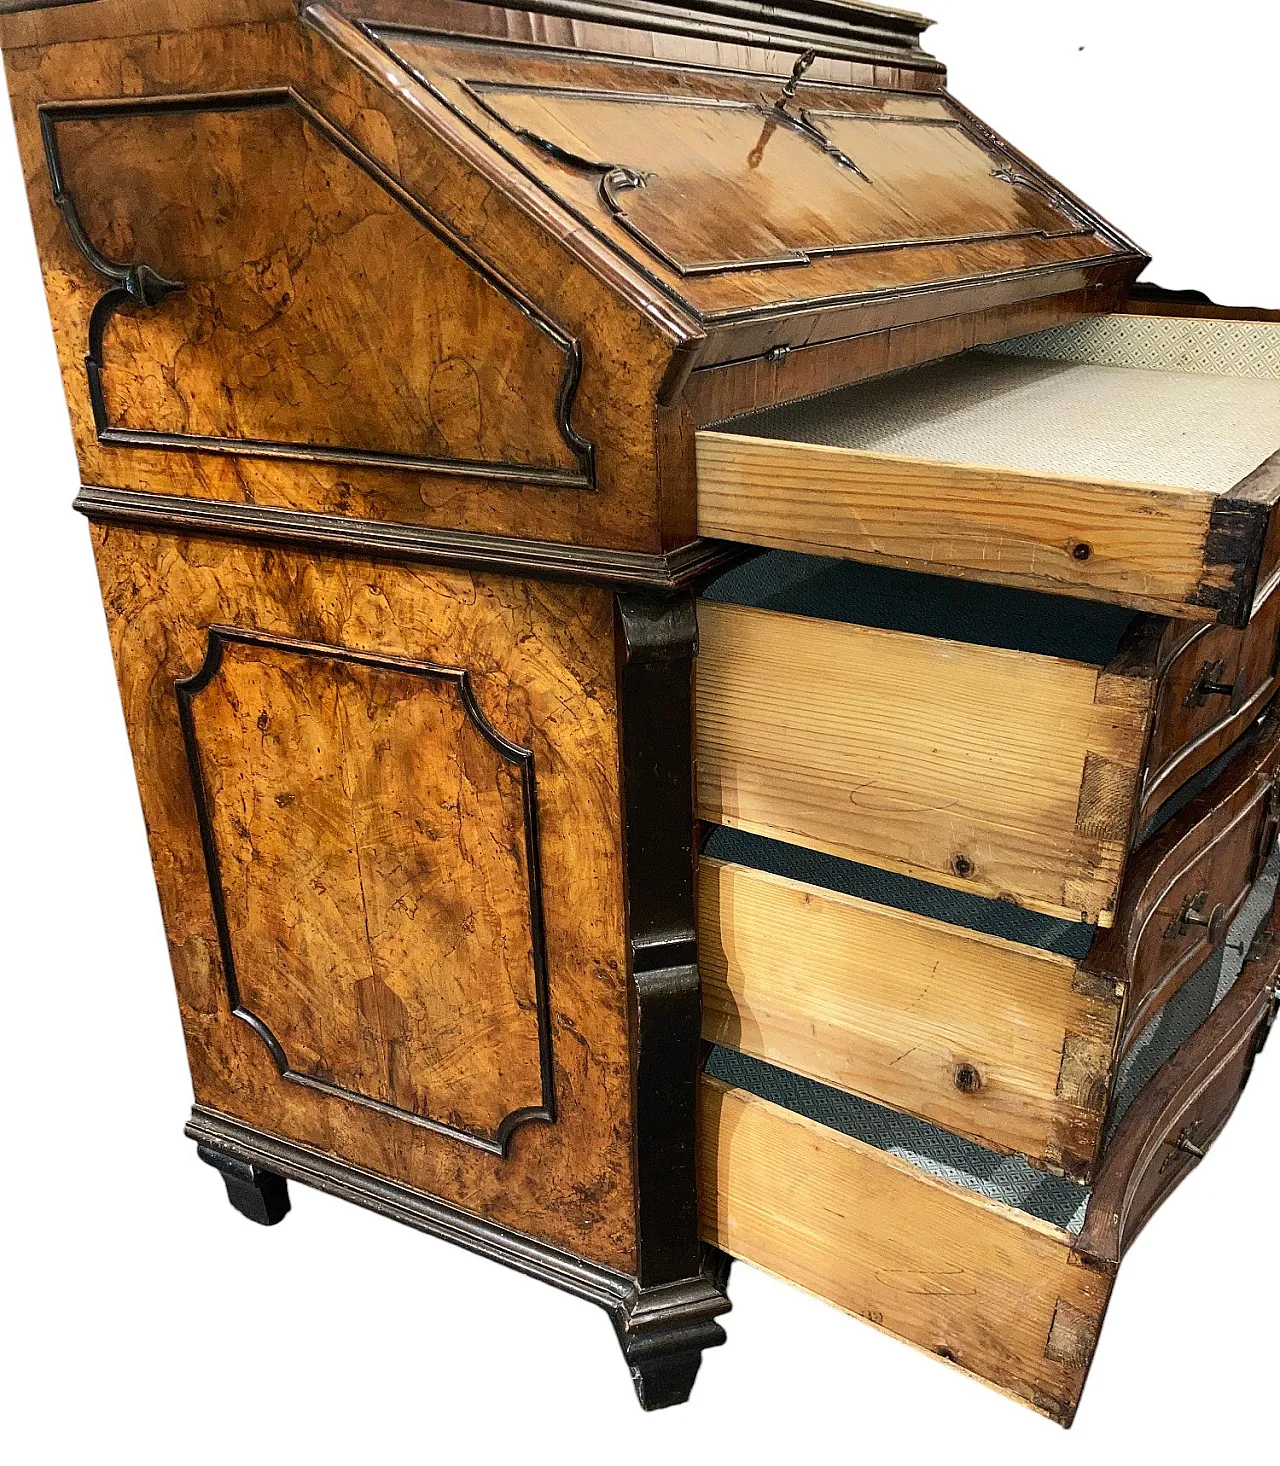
[463, 85, 1089, 276]
[179, 627, 553, 1155]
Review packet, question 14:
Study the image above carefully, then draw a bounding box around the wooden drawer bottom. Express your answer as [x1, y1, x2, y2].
[699, 877, 1280, 1424]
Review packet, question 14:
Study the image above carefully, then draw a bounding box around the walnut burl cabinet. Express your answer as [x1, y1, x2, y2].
[4, 0, 1278, 1423]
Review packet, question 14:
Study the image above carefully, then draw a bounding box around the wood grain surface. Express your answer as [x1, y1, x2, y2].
[699, 1076, 1111, 1423]
[696, 429, 1225, 620]
[1079, 888, 1280, 1269]
[1087, 707, 1280, 1052]
[695, 600, 1153, 924]
[699, 857, 1123, 1174]
[2, 10, 691, 554]
[181, 629, 549, 1148]
[51, 95, 586, 478]
[1138, 580, 1280, 823]
[91, 524, 638, 1270]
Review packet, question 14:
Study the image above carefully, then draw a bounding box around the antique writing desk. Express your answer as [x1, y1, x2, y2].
[3, 0, 1278, 1423]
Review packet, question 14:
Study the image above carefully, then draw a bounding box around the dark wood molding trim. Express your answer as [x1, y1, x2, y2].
[176, 624, 557, 1157]
[196, 1142, 293, 1225]
[1138, 581, 1280, 823]
[1195, 495, 1272, 629]
[1084, 705, 1280, 1053]
[0, 0, 93, 12]
[74, 485, 749, 589]
[1125, 283, 1280, 323]
[40, 86, 597, 489]
[615, 594, 721, 1297]
[186, 1106, 731, 1407]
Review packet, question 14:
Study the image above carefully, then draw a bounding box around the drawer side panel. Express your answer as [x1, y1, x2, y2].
[698, 1077, 1111, 1422]
[695, 600, 1152, 923]
[698, 857, 1121, 1176]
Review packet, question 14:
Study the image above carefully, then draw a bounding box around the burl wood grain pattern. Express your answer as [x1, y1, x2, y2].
[180, 629, 550, 1148]
[50, 95, 586, 479]
[699, 858, 1123, 1174]
[1, 0, 1145, 567]
[694, 600, 1153, 925]
[91, 525, 637, 1269]
[3, 8, 692, 554]
[699, 1076, 1111, 1423]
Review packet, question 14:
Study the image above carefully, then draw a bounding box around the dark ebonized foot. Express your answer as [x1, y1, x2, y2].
[612, 1246, 733, 1410]
[197, 1142, 291, 1226]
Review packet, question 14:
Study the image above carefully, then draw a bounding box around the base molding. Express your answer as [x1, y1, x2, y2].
[185, 1107, 731, 1408]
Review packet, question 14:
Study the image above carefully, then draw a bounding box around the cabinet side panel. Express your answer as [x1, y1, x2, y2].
[91, 524, 638, 1270]
[3, 15, 682, 556]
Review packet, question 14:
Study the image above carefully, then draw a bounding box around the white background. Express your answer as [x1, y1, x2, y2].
[1, 3, 1277, 1462]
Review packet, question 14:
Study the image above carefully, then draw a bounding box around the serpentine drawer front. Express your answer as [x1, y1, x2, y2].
[699, 877, 1280, 1426]
[697, 313, 1280, 627]
[696, 553, 1280, 927]
[699, 705, 1280, 1180]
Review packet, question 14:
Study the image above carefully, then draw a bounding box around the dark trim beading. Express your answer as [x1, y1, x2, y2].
[186, 1108, 731, 1408]
[615, 594, 705, 1288]
[73, 484, 749, 590]
[176, 625, 556, 1157]
[39, 87, 597, 489]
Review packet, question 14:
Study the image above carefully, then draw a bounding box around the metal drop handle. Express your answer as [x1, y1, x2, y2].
[1167, 890, 1225, 940]
[1184, 659, 1243, 709]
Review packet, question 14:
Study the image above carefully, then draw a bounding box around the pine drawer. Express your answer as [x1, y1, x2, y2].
[699, 878, 1280, 1425]
[696, 555, 1280, 926]
[697, 312, 1280, 627]
[699, 707, 1280, 1179]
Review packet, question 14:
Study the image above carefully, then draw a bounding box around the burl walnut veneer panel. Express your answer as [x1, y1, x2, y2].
[47, 93, 591, 484]
[91, 525, 637, 1269]
[178, 628, 553, 1151]
[2, 4, 690, 558]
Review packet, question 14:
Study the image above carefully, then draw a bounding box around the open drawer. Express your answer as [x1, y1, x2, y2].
[696, 552, 1280, 924]
[699, 873, 1280, 1425]
[697, 313, 1280, 626]
[700, 706, 1280, 1179]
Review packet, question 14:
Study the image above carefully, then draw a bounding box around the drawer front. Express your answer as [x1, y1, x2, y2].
[700, 890, 1280, 1424]
[695, 599, 1152, 925]
[699, 856, 1123, 1179]
[1078, 907, 1280, 1267]
[1138, 582, 1280, 826]
[699, 1074, 1110, 1423]
[696, 314, 1280, 627]
[1088, 708, 1280, 1049]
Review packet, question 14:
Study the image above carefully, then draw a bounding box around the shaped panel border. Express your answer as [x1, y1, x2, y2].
[39, 87, 597, 489]
[454, 78, 1095, 279]
[176, 624, 557, 1157]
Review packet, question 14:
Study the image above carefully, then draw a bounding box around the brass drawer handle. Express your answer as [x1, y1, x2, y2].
[1184, 660, 1243, 710]
[1166, 890, 1226, 941]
